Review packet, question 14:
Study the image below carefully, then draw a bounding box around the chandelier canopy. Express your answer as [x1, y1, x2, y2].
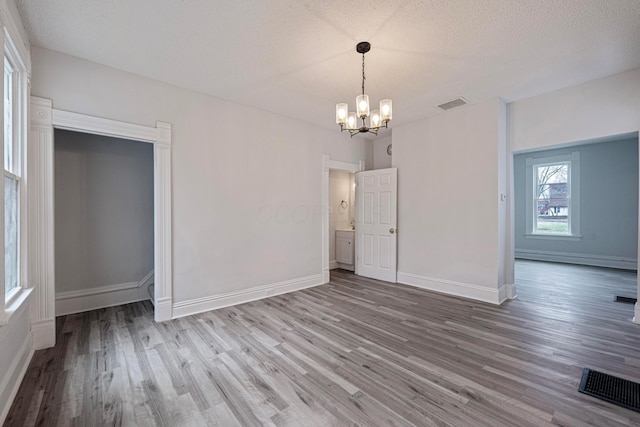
[336, 42, 392, 137]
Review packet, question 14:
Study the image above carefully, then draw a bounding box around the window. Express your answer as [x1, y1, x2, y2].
[1, 32, 27, 310]
[525, 152, 581, 239]
[4, 57, 18, 299]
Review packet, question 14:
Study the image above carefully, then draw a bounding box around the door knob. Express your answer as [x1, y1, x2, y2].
[389, 228, 395, 234]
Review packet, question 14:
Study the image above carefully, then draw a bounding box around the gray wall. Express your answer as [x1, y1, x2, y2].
[514, 137, 638, 268]
[55, 129, 154, 292]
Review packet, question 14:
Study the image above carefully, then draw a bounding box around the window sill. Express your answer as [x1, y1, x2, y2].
[525, 233, 583, 241]
[0, 287, 33, 327]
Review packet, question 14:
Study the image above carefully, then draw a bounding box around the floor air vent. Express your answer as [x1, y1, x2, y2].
[579, 368, 640, 412]
[615, 295, 637, 304]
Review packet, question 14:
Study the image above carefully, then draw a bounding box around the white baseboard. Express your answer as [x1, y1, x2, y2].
[0, 328, 33, 425]
[397, 272, 503, 305]
[634, 302, 640, 325]
[172, 274, 324, 319]
[55, 271, 154, 316]
[329, 260, 338, 270]
[336, 262, 354, 272]
[155, 297, 172, 322]
[322, 268, 330, 284]
[56, 281, 143, 316]
[515, 249, 637, 270]
[31, 318, 56, 350]
[137, 270, 154, 300]
[505, 283, 518, 300]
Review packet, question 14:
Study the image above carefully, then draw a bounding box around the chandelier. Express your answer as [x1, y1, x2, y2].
[336, 42, 392, 137]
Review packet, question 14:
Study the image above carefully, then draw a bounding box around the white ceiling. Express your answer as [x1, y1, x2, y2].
[15, 0, 640, 135]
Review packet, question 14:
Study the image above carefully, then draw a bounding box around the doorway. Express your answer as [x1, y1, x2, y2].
[29, 98, 172, 349]
[329, 170, 356, 271]
[321, 155, 363, 283]
[53, 130, 154, 316]
[512, 133, 639, 313]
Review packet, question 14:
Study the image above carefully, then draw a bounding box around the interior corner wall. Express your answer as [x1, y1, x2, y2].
[373, 135, 392, 169]
[394, 98, 506, 304]
[514, 138, 639, 269]
[30, 46, 367, 313]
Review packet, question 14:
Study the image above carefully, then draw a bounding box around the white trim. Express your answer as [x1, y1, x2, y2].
[52, 109, 158, 142]
[138, 270, 154, 288]
[0, 326, 33, 425]
[0, 288, 31, 326]
[137, 270, 154, 300]
[55, 281, 148, 316]
[328, 159, 361, 173]
[505, 283, 518, 300]
[525, 152, 581, 238]
[172, 274, 323, 318]
[524, 233, 582, 241]
[0, 6, 30, 73]
[31, 318, 55, 350]
[56, 282, 138, 300]
[28, 97, 55, 345]
[156, 297, 172, 320]
[336, 262, 355, 272]
[29, 98, 174, 334]
[397, 272, 504, 305]
[515, 249, 637, 270]
[329, 260, 338, 270]
[322, 268, 330, 284]
[633, 302, 640, 324]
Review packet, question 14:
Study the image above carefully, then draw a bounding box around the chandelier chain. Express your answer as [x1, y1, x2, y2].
[361, 53, 366, 95]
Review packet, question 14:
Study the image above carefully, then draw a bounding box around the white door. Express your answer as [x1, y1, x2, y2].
[356, 168, 397, 282]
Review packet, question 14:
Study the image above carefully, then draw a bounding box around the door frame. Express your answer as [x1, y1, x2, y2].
[29, 97, 173, 349]
[321, 154, 364, 283]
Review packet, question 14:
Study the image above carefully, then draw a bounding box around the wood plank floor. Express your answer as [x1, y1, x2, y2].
[5, 260, 640, 426]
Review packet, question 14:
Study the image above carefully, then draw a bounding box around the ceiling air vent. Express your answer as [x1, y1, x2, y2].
[437, 97, 468, 111]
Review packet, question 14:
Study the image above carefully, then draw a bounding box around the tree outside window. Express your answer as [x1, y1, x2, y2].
[535, 163, 569, 234]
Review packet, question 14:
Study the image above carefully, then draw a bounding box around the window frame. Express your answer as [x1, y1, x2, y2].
[525, 152, 582, 241]
[0, 26, 30, 324]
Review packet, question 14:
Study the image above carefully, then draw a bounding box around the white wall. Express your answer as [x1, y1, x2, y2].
[31, 46, 367, 311]
[55, 130, 154, 293]
[373, 135, 392, 169]
[329, 171, 353, 266]
[394, 98, 508, 303]
[0, 305, 32, 423]
[509, 68, 640, 152]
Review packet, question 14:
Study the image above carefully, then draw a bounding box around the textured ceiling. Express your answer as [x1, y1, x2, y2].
[15, 0, 640, 136]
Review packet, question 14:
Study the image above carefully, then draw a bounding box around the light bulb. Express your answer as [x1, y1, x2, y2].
[336, 103, 348, 125]
[370, 110, 381, 127]
[347, 112, 357, 130]
[380, 99, 392, 122]
[356, 94, 369, 118]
